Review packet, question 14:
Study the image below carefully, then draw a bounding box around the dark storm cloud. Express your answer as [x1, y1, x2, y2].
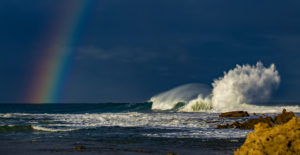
[0, 0, 300, 102]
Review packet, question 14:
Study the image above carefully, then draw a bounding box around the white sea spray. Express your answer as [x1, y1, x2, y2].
[151, 62, 300, 113]
[211, 62, 280, 111]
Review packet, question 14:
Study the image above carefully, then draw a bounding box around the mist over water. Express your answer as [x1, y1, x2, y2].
[151, 62, 300, 113]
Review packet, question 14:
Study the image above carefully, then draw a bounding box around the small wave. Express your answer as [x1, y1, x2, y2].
[0, 124, 77, 133]
[1, 114, 12, 118]
[142, 128, 250, 139]
[0, 125, 33, 133]
[32, 126, 79, 132]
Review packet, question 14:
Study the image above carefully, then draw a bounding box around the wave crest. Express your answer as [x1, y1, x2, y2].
[150, 83, 211, 110]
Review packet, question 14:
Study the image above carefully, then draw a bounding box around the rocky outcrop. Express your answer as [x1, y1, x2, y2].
[219, 111, 249, 117]
[234, 117, 300, 155]
[217, 115, 274, 129]
[217, 109, 295, 130]
[274, 109, 295, 124]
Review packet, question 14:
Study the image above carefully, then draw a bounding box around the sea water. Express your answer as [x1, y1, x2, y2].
[0, 103, 299, 155]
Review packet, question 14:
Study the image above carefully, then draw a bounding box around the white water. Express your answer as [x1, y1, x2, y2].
[0, 112, 251, 138]
[4, 112, 212, 129]
[151, 62, 300, 113]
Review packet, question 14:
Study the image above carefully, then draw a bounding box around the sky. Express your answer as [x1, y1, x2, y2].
[0, 0, 300, 103]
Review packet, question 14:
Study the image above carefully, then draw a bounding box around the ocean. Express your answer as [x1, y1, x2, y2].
[1, 103, 299, 155]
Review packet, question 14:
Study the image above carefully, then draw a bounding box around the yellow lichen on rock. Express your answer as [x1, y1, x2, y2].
[235, 117, 300, 155]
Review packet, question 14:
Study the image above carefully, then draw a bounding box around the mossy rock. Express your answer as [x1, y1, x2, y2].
[235, 117, 300, 155]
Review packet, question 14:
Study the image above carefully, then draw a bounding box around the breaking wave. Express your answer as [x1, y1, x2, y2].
[150, 62, 300, 113]
[151, 84, 211, 110]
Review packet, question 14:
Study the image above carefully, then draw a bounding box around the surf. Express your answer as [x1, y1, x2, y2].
[150, 62, 300, 113]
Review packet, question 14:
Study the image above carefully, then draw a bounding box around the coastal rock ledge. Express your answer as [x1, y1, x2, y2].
[219, 111, 249, 117]
[235, 117, 300, 155]
[217, 109, 295, 129]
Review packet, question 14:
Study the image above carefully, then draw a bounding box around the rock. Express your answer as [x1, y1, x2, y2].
[219, 111, 249, 117]
[73, 146, 86, 150]
[234, 117, 300, 155]
[217, 109, 295, 130]
[216, 123, 234, 129]
[167, 153, 178, 155]
[240, 116, 274, 129]
[216, 116, 274, 129]
[137, 149, 146, 152]
[274, 109, 295, 124]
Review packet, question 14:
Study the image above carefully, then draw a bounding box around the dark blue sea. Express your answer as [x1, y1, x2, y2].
[1, 103, 297, 155]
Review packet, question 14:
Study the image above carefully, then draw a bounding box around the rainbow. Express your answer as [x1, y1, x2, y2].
[27, 1, 93, 104]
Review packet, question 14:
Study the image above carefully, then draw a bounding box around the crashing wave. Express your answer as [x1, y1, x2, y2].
[150, 62, 300, 113]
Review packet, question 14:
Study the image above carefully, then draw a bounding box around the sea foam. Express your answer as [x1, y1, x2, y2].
[151, 62, 300, 113]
